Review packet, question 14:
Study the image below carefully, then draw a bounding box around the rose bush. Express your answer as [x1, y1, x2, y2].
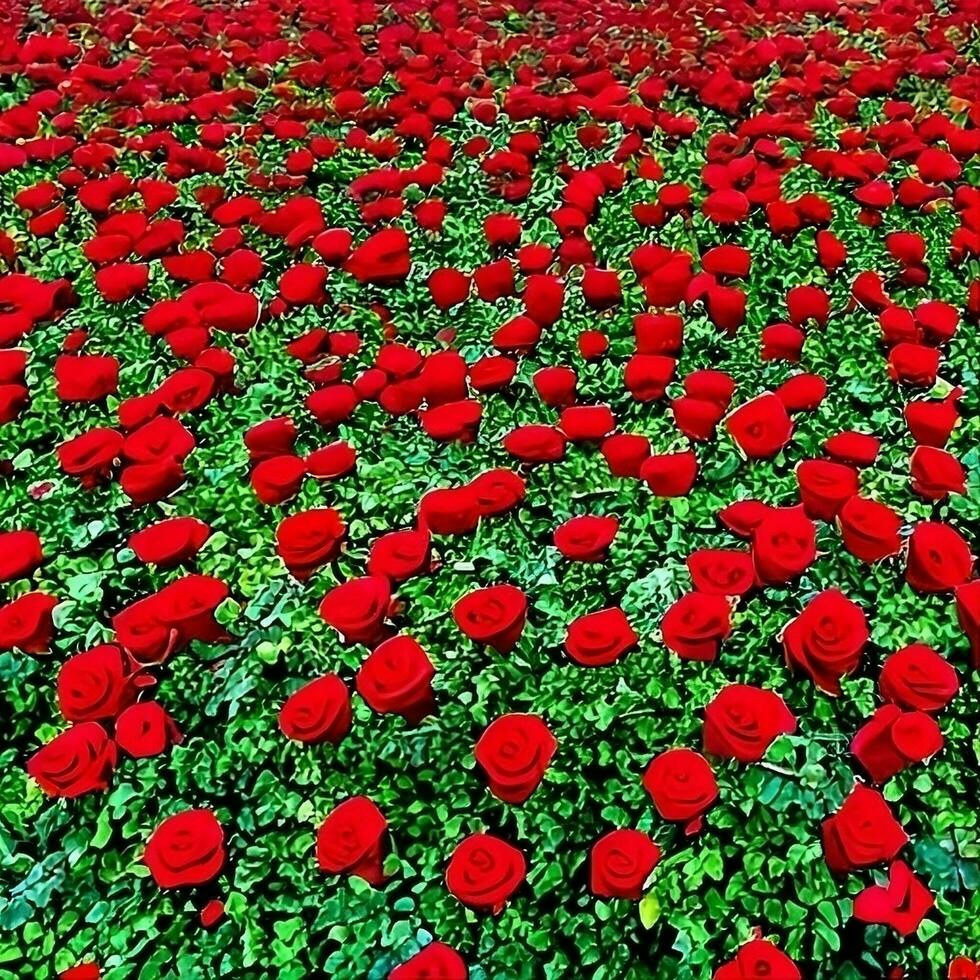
[0, 1, 977, 978]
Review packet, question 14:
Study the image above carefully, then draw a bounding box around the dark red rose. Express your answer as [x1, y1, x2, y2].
[879, 644, 959, 712]
[316, 796, 387, 885]
[129, 517, 210, 567]
[905, 522, 974, 593]
[356, 635, 435, 724]
[796, 459, 859, 521]
[782, 589, 867, 695]
[751, 510, 816, 585]
[821, 784, 908, 875]
[703, 685, 796, 763]
[56, 644, 134, 722]
[453, 585, 527, 653]
[276, 509, 346, 580]
[643, 748, 718, 829]
[713, 939, 801, 980]
[564, 607, 638, 667]
[661, 592, 731, 661]
[687, 550, 755, 596]
[853, 861, 933, 936]
[27, 722, 116, 798]
[640, 450, 698, 497]
[251, 454, 307, 506]
[838, 496, 903, 563]
[114, 701, 182, 758]
[851, 705, 944, 783]
[553, 515, 618, 562]
[144, 809, 226, 889]
[0, 529, 42, 582]
[390, 943, 468, 980]
[279, 674, 351, 744]
[475, 713, 556, 803]
[0, 591, 58, 653]
[726, 394, 793, 459]
[319, 576, 391, 645]
[445, 833, 525, 914]
[589, 829, 661, 900]
[427, 267, 470, 310]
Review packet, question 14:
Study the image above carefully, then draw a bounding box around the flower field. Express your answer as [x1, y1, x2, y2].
[0, 0, 978, 977]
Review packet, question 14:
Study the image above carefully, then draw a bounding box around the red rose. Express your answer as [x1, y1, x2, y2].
[910, 447, 966, 500]
[54, 354, 118, 402]
[418, 486, 481, 535]
[821, 784, 908, 875]
[905, 522, 974, 593]
[851, 705, 944, 783]
[356, 635, 436, 724]
[553, 515, 618, 562]
[244, 416, 297, 460]
[56, 644, 134, 722]
[824, 430, 880, 467]
[114, 701, 182, 758]
[56, 428, 122, 487]
[564, 607, 638, 666]
[316, 796, 387, 885]
[589, 829, 660, 900]
[661, 592, 731, 661]
[601, 433, 650, 477]
[624, 354, 675, 401]
[276, 509, 346, 580]
[27, 722, 117, 798]
[251, 454, 307, 506]
[445, 833, 526, 913]
[713, 939, 801, 980]
[687, 550, 755, 596]
[879, 644, 959, 712]
[905, 389, 961, 447]
[343, 228, 410, 285]
[279, 674, 351, 744]
[502, 424, 566, 464]
[782, 589, 868, 695]
[796, 459, 859, 521]
[453, 585, 527, 653]
[703, 685, 796, 763]
[853, 861, 933, 936]
[641, 450, 698, 497]
[389, 943, 468, 980]
[129, 517, 210, 567]
[427, 267, 470, 310]
[319, 575, 391, 645]
[475, 713, 556, 803]
[0, 591, 58, 653]
[363, 529, 430, 583]
[144, 809, 226, 889]
[955, 580, 980, 668]
[837, 496, 903, 563]
[726, 394, 793, 459]
[0, 529, 42, 582]
[643, 748, 718, 829]
[59, 965, 101, 980]
[751, 509, 816, 585]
